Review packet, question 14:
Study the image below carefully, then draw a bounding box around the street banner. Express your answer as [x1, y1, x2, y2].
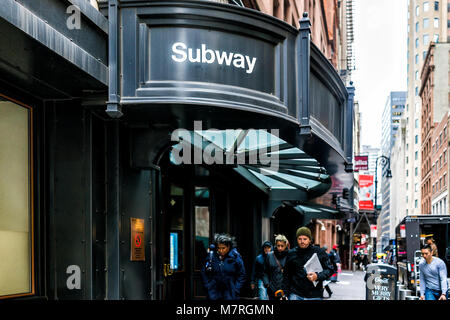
[370, 225, 377, 238]
[354, 155, 369, 171]
[400, 225, 406, 238]
[359, 174, 374, 210]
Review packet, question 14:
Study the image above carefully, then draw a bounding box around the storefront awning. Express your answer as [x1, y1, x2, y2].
[170, 129, 332, 202]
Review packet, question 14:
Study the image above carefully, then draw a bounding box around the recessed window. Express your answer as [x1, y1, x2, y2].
[0, 95, 34, 298]
[423, 34, 430, 46]
[434, 18, 439, 28]
[423, 18, 429, 29]
[424, 2, 429, 12]
[416, 5, 420, 16]
[433, 34, 439, 42]
[434, 1, 439, 11]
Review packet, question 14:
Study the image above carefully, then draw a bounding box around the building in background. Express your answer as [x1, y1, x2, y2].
[243, 0, 355, 85]
[379, 92, 406, 249]
[389, 117, 407, 251]
[404, 0, 449, 217]
[420, 42, 450, 215]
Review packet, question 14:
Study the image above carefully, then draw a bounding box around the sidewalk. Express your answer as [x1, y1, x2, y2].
[326, 270, 366, 300]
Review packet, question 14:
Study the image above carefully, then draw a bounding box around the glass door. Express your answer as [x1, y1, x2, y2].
[192, 187, 210, 299]
[161, 184, 186, 300]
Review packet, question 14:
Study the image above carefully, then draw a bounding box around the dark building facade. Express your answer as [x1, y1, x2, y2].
[0, 0, 354, 300]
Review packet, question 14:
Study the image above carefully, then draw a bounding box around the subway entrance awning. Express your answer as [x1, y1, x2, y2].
[170, 128, 332, 202]
[294, 203, 345, 220]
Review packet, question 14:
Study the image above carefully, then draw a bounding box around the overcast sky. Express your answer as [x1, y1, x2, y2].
[352, 0, 408, 149]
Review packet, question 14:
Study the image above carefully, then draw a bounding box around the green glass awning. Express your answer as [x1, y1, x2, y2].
[170, 129, 332, 201]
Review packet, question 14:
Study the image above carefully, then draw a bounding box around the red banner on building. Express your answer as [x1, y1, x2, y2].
[354, 155, 369, 171]
[359, 174, 374, 211]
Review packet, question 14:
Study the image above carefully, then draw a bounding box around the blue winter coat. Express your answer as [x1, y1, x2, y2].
[201, 248, 246, 300]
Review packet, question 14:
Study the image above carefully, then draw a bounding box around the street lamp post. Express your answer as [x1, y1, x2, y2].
[374, 155, 392, 211]
[374, 155, 392, 255]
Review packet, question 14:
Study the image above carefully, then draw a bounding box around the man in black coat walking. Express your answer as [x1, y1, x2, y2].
[282, 227, 334, 300]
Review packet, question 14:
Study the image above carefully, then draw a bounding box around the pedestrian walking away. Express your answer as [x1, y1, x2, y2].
[263, 235, 289, 300]
[321, 245, 333, 298]
[201, 233, 246, 300]
[419, 244, 448, 301]
[250, 240, 272, 300]
[330, 244, 341, 282]
[426, 236, 439, 257]
[282, 227, 334, 300]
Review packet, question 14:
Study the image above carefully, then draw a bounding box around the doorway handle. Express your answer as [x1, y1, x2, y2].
[163, 264, 174, 277]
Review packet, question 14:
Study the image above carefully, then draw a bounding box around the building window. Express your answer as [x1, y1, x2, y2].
[415, 38, 419, 48]
[407, 169, 409, 177]
[415, 151, 418, 160]
[433, 34, 439, 42]
[423, 51, 427, 60]
[415, 135, 418, 144]
[424, 2, 429, 12]
[415, 87, 419, 96]
[415, 167, 418, 176]
[415, 183, 418, 192]
[415, 70, 419, 80]
[434, 18, 439, 28]
[423, 18, 429, 29]
[415, 199, 418, 208]
[434, 1, 439, 11]
[423, 34, 430, 46]
[415, 54, 419, 64]
[0, 95, 34, 298]
[416, 5, 420, 16]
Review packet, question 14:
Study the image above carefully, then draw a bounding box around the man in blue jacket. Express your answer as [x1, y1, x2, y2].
[250, 240, 272, 300]
[201, 234, 246, 300]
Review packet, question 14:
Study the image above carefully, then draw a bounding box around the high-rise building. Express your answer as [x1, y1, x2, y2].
[379, 92, 406, 248]
[405, 0, 449, 216]
[420, 42, 450, 215]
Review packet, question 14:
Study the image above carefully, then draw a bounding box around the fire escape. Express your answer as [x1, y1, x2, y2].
[345, 0, 355, 83]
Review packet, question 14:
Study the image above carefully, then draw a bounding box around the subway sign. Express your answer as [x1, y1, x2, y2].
[148, 27, 276, 94]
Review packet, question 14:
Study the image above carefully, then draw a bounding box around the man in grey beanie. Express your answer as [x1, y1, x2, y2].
[282, 226, 334, 300]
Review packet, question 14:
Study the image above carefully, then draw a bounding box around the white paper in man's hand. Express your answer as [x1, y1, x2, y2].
[304, 253, 323, 287]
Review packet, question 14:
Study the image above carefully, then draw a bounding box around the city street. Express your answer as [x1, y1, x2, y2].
[327, 271, 366, 300]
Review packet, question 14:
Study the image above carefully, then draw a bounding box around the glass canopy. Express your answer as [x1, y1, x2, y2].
[170, 129, 332, 200]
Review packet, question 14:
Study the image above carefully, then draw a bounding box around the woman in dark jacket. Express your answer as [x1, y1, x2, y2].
[201, 233, 246, 300]
[263, 235, 289, 300]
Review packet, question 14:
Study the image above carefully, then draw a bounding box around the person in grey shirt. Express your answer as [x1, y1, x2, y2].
[419, 244, 448, 300]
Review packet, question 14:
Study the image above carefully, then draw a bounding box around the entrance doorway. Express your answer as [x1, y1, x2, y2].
[272, 206, 306, 248]
[156, 152, 215, 299]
